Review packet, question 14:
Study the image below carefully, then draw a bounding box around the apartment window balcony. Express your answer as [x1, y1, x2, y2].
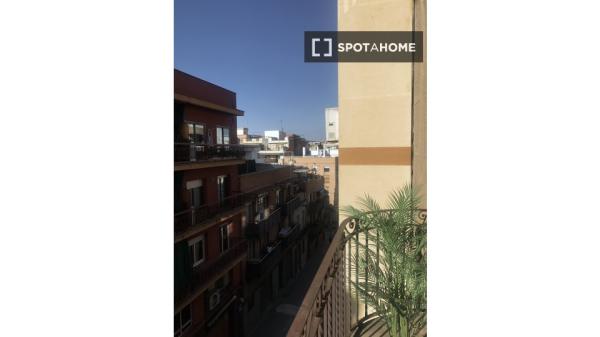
[183, 285, 241, 337]
[204, 285, 239, 326]
[246, 241, 283, 280]
[174, 142, 245, 163]
[283, 196, 301, 218]
[175, 194, 246, 235]
[286, 210, 427, 337]
[245, 207, 281, 237]
[175, 237, 247, 304]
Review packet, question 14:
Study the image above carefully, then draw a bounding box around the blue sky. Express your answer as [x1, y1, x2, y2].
[175, 0, 338, 141]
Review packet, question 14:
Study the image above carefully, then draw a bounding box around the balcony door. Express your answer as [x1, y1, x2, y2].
[217, 175, 229, 206]
[219, 223, 232, 253]
[187, 123, 205, 144]
[216, 127, 230, 145]
[187, 179, 203, 209]
[187, 123, 205, 161]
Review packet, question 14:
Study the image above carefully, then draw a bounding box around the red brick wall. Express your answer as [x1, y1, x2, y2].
[179, 165, 241, 209]
[191, 292, 205, 328]
[183, 104, 239, 145]
[175, 69, 236, 109]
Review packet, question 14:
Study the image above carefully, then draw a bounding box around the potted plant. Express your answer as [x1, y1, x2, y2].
[342, 184, 426, 337]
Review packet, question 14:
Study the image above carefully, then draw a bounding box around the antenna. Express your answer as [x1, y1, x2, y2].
[280, 120, 283, 132]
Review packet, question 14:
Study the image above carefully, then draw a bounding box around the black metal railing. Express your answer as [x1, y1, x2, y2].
[175, 194, 247, 234]
[286, 209, 427, 337]
[175, 176, 307, 236]
[184, 285, 242, 337]
[283, 196, 302, 218]
[175, 143, 245, 163]
[246, 241, 283, 280]
[176, 237, 247, 304]
[246, 207, 282, 237]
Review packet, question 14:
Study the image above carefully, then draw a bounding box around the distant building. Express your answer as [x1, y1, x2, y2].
[237, 128, 263, 144]
[264, 130, 286, 140]
[239, 143, 264, 164]
[237, 128, 248, 137]
[239, 163, 329, 333]
[252, 131, 308, 164]
[325, 107, 339, 142]
[287, 134, 308, 157]
[324, 107, 339, 157]
[283, 156, 339, 208]
[308, 141, 323, 156]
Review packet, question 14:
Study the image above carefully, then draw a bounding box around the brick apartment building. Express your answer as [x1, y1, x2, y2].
[239, 164, 329, 333]
[174, 69, 247, 337]
[174, 70, 330, 337]
[282, 156, 339, 209]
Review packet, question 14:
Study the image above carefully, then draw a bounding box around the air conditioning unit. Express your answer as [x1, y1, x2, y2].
[209, 290, 221, 310]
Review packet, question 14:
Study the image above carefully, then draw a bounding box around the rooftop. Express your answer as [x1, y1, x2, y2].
[174, 69, 244, 116]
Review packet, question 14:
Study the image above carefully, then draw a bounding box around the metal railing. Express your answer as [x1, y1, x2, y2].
[175, 194, 247, 234]
[246, 241, 283, 280]
[286, 209, 427, 337]
[175, 177, 307, 236]
[174, 143, 245, 163]
[246, 206, 282, 237]
[176, 237, 247, 304]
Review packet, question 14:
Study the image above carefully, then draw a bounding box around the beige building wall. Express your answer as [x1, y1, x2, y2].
[283, 156, 339, 208]
[338, 0, 426, 214]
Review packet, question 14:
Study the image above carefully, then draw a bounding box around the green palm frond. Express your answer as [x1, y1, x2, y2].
[342, 184, 426, 337]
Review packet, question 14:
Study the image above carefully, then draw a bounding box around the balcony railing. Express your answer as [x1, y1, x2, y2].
[186, 285, 242, 337]
[286, 209, 427, 337]
[175, 143, 245, 163]
[245, 207, 282, 237]
[247, 241, 283, 280]
[175, 194, 247, 235]
[176, 237, 247, 304]
[175, 177, 307, 236]
[283, 195, 302, 218]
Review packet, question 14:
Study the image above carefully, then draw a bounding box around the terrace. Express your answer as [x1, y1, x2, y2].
[285, 210, 427, 337]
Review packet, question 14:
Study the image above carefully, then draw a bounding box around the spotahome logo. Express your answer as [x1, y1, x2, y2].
[304, 31, 423, 62]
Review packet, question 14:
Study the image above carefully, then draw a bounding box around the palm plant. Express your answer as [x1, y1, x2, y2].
[342, 185, 426, 337]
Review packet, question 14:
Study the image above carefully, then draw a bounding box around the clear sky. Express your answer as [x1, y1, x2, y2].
[175, 0, 338, 141]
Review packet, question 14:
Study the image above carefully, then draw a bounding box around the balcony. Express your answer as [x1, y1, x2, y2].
[204, 285, 239, 327]
[286, 210, 427, 337]
[175, 237, 247, 305]
[246, 241, 283, 280]
[184, 285, 242, 337]
[175, 194, 247, 236]
[174, 143, 245, 163]
[245, 207, 282, 237]
[283, 195, 302, 218]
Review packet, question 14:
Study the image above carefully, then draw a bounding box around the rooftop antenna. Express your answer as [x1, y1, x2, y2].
[280, 120, 284, 132]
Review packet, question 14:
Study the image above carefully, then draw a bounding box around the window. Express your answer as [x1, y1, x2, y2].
[190, 187, 202, 208]
[188, 235, 205, 267]
[187, 180, 203, 208]
[187, 123, 205, 143]
[275, 189, 281, 206]
[223, 128, 230, 144]
[324, 166, 330, 173]
[255, 193, 267, 215]
[174, 305, 191, 337]
[219, 224, 231, 252]
[216, 127, 230, 145]
[217, 175, 228, 204]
